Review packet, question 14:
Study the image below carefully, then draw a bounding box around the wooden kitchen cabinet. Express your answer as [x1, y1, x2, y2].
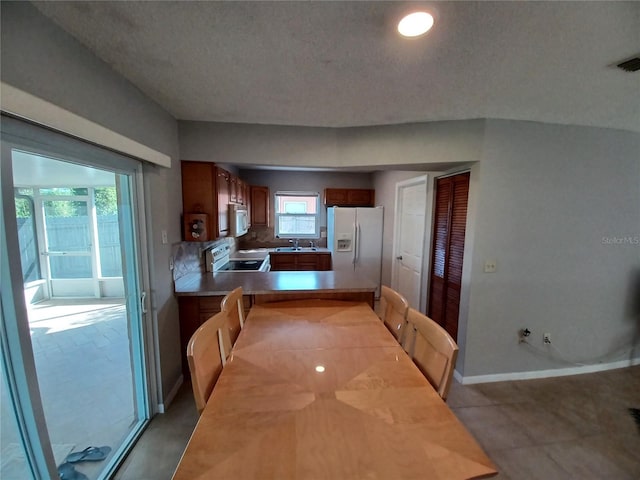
[297, 253, 332, 271]
[324, 188, 375, 207]
[178, 295, 252, 376]
[250, 186, 270, 227]
[269, 252, 332, 271]
[269, 253, 296, 271]
[318, 254, 332, 270]
[181, 161, 248, 240]
[181, 161, 218, 241]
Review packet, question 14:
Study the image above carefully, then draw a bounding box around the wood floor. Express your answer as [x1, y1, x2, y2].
[114, 365, 640, 480]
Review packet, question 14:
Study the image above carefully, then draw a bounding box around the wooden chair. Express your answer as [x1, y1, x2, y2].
[186, 311, 232, 415]
[378, 286, 410, 344]
[405, 308, 459, 401]
[220, 287, 245, 344]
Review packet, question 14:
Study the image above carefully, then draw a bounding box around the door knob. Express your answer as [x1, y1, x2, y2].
[396, 256, 403, 260]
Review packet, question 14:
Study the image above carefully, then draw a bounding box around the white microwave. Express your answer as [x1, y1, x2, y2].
[229, 204, 249, 237]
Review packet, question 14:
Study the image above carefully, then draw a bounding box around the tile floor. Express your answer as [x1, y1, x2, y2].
[448, 366, 640, 479]
[114, 365, 640, 480]
[113, 382, 199, 480]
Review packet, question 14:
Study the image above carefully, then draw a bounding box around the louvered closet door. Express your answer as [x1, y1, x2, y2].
[428, 177, 452, 329]
[428, 172, 470, 341]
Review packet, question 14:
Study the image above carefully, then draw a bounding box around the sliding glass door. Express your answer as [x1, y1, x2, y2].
[1, 116, 154, 480]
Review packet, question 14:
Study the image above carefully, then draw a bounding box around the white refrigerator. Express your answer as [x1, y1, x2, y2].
[327, 206, 384, 297]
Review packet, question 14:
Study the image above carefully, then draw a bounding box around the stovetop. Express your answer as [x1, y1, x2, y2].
[206, 243, 269, 272]
[218, 259, 264, 271]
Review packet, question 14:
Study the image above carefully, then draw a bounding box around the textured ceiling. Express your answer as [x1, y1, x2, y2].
[33, 1, 640, 132]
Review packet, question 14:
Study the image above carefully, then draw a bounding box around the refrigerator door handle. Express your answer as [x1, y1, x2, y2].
[356, 224, 362, 264]
[352, 222, 358, 265]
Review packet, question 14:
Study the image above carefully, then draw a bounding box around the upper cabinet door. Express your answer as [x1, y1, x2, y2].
[347, 189, 374, 206]
[181, 161, 217, 241]
[324, 188, 374, 207]
[250, 186, 270, 227]
[324, 188, 349, 206]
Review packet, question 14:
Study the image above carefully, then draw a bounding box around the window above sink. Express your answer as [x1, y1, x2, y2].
[274, 191, 320, 239]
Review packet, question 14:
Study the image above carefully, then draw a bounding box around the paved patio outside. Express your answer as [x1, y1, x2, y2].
[1, 298, 137, 480]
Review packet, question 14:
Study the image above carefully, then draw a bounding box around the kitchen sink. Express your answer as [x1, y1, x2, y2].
[275, 247, 318, 252]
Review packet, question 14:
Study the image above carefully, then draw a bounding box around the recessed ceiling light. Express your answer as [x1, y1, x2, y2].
[398, 11, 434, 38]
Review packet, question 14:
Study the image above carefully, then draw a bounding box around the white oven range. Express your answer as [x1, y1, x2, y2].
[205, 244, 270, 273]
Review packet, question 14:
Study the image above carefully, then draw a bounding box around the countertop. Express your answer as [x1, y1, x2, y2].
[231, 247, 330, 260]
[174, 270, 375, 296]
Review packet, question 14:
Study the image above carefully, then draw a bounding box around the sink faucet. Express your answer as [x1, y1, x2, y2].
[289, 238, 300, 249]
[309, 240, 315, 248]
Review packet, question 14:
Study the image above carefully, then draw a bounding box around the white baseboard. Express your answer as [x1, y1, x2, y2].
[454, 357, 640, 385]
[157, 374, 183, 413]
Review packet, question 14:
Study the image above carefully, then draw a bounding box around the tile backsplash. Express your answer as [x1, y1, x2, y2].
[172, 225, 328, 282]
[172, 237, 235, 281]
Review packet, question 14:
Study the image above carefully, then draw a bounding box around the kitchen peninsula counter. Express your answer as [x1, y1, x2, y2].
[176, 270, 377, 375]
[174, 270, 375, 300]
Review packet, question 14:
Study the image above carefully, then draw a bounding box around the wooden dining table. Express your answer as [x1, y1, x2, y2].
[172, 299, 497, 480]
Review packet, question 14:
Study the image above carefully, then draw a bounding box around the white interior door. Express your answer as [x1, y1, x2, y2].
[392, 176, 427, 309]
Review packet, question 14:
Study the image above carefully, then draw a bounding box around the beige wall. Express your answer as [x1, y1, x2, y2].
[179, 120, 484, 169]
[459, 120, 640, 377]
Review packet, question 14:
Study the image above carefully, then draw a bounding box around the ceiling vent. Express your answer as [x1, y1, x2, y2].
[616, 57, 640, 72]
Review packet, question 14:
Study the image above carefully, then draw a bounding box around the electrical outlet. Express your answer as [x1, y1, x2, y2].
[543, 333, 551, 344]
[484, 259, 497, 273]
[518, 328, 531, 343]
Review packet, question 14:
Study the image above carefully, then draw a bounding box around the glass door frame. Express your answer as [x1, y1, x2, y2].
[2, 150, 57, 480]
[1, 114, 158, 479]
